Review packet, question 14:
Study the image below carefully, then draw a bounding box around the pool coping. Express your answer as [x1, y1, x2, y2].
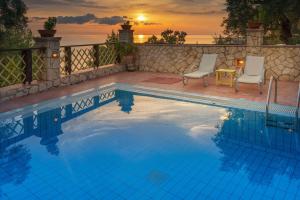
[0, 82, 297, 120]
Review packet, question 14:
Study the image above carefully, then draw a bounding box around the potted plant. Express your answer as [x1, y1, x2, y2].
[38, 17, 57, 37]
[105, 31, 137, 70]
[120, 43, 137, 72]
[121, 21, 132, 30]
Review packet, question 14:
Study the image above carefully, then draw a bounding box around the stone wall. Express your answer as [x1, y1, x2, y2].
[136, 44, 300, 81]
[0, 64, 125, 103]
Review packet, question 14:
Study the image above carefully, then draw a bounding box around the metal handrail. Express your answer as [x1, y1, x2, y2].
[266, 76, 278, 118]
[296, 82, 300, 119]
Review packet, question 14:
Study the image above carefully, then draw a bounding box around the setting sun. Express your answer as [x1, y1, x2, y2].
[137, 15, 146, 22]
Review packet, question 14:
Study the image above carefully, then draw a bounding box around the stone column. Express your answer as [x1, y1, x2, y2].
[119, 29, 134, 44]
[246, 28, 264, 46]
[34, 37, 61, 83]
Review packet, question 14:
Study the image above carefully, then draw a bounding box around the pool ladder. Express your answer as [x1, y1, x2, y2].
[295, 82, 300, 127]
[265, 76, 300, 130]
[265, 76, 277, 118]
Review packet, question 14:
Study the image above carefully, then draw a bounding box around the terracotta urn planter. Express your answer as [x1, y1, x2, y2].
[38, 30, 57, 37]
[247, 21, 262, 29]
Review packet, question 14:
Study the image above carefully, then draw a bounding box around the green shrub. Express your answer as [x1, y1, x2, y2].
[105, 31, 137, 63]
[146, 29, 187, 44]
[288, 36, 300, 45]
[44, 17, 57, 30]
[213, 34, 245, 45]
[0, 28, 33, 49]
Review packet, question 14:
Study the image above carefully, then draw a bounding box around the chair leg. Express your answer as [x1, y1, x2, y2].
[235, 81, 239, 92]
[259, 83, 263, 94]
[182, 77, 188, 85]
[203, 76, 208, 87]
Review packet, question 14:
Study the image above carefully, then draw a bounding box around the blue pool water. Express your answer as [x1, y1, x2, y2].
[1, 89, 300, 200]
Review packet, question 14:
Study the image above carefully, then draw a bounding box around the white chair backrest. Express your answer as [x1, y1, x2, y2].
[244, 56, 265, 76]
[199, 54, 218, 73]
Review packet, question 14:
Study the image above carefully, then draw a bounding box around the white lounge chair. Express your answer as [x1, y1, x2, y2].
[235, 56, 265, 94]
[183, 54, 218, 87]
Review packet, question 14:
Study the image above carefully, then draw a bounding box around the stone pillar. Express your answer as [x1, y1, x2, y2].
[119, 29, 134, 44]
[246, 28, 264, 46]
[34, 37, 61, 82]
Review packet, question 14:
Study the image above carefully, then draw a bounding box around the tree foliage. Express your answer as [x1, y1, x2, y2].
[146, 29, 187, 44]
[105, 31, 137, 64]
[147, 35, 159, 44]
[0, 0, 32, 48]
[0, 0, 28, 29]
[161, 29, 187, 44]
[222, 0, 256, 36]
[105, 30, 119, 44]
[222, 0, 300, 44]
[0, 28, 33, 48]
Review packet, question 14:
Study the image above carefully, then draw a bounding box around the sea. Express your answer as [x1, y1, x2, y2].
[59, 34, 215, 46]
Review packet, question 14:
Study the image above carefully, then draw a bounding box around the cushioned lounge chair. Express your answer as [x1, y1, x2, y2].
[183, 54, 218, 87]
[235, 56, 265, 94]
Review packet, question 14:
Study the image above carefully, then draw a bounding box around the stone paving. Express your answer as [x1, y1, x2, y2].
[0, 72, 298, 113]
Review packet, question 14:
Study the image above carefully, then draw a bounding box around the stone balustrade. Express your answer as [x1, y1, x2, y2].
[0, 64, 125, 102]
[0, 37, 125, 102]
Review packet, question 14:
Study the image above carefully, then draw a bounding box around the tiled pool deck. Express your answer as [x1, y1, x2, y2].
[0, 72, 298, 113]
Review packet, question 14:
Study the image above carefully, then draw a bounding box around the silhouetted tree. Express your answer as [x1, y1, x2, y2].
[146, 29, 187, 44]
[0, 0, 33, 48]
[222, 0, 300, 44]
[0, 0, 28, 29]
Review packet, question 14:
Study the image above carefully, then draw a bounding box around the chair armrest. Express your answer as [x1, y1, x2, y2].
[182, 64, 198, 75]
[235, 67, 243, 79]
[234, 68, 243, 83]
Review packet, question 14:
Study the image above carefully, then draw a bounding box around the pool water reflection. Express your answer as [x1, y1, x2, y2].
[0, 90, 300, 200]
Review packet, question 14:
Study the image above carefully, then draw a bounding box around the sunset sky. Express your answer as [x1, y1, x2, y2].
[24, 0, 226, 44]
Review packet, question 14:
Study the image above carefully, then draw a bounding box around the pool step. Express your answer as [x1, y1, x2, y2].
[266, 118, 296, 130]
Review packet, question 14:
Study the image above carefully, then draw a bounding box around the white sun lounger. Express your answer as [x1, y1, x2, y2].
[235, 56, 265, 94]
[183, 54, 218, 87]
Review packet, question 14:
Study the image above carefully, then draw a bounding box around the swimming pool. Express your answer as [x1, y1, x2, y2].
[1, 84, 300, 200]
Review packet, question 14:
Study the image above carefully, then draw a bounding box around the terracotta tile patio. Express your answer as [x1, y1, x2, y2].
[0, 71, 298, 113]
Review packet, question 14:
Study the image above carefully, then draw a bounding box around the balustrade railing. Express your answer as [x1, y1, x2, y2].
[59, 43, 118, 75]
[0, 43, 119, 88]
[0, 47, 46, 87]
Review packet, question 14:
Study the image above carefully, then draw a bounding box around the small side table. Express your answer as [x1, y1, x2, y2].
[216, 69, 236, 87]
